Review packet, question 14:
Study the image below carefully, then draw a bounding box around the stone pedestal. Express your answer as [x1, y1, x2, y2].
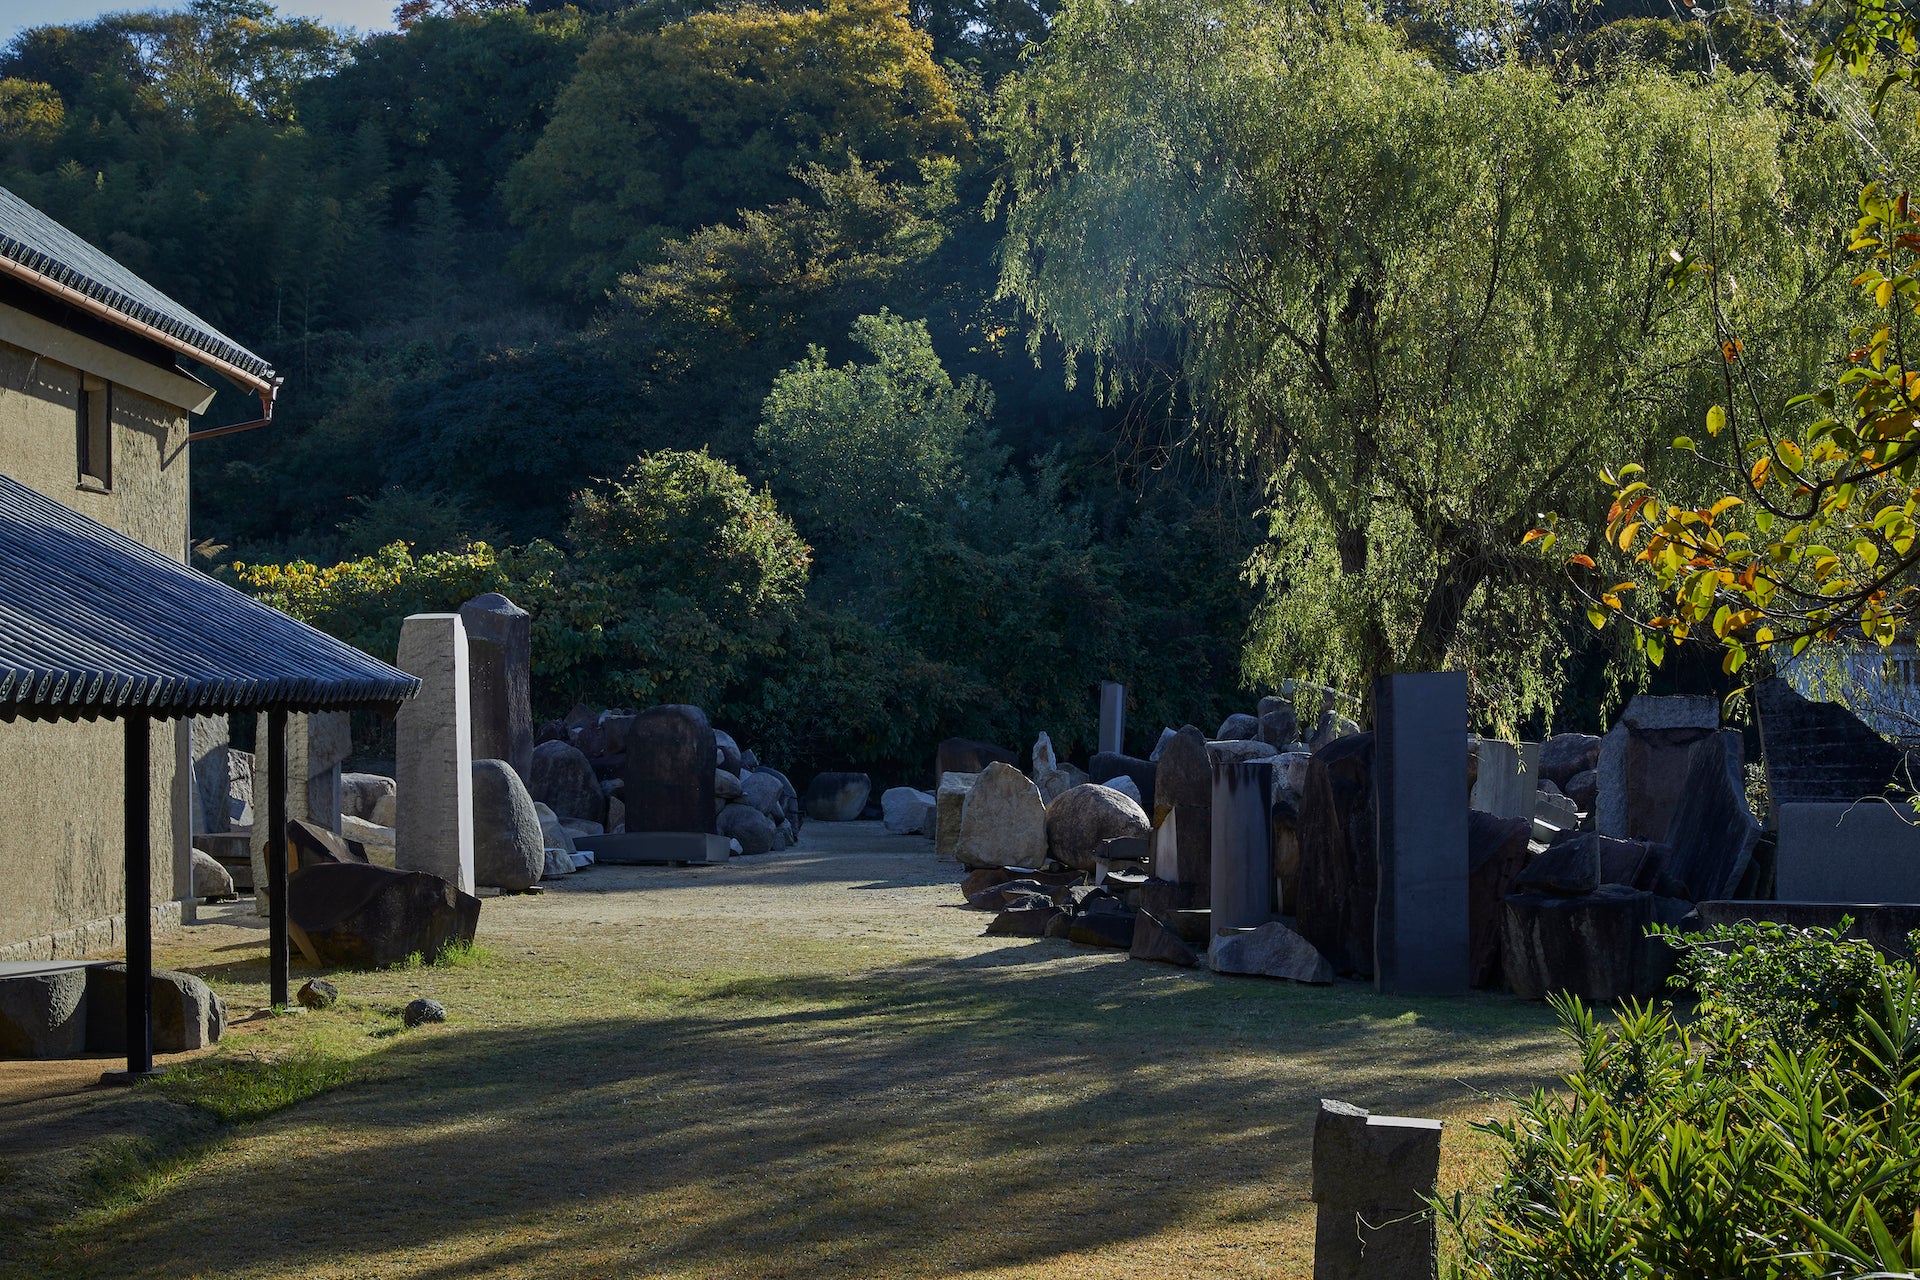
[457, 592, 534, 787]
[1099, 681, 1126, 756]
[1209, 759, 1276, 937]
[1312, 1098, 1441, 1280]
[395, 614, 475, 895]
[623, 705, 717, 834]
[1373, 673, 1468, 996]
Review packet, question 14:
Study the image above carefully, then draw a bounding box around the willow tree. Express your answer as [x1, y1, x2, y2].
[993, 0, 1854, 722]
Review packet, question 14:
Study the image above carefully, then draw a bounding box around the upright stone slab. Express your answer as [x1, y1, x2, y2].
[1155, 726, 1214, 895]
[1595, 695, 1719, 839]
[1468, 738, 1528, 820]
[1660, 729, 1761, 901]
[1210, 759, 1276, 936]
[623, 705, 718, 834]
[1312, 1099, 1441, 1280]
[457, 592, 534, 787]
[395, 613, 476, 895]
[1099, 681, 1126, 756]
[933, 771, 980, 860]
[1756, 676, 1907, 804]
[249, 709, 355, 914]
[190, 715, 231, 835]
[1373, 673, 1469, 996]
[1294, 733, 1376, 976]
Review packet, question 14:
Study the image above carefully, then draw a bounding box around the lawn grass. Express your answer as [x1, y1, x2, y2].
[6, 828, 1574, 1279]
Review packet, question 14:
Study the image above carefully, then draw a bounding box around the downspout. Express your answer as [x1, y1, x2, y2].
[185, 382, 279, 442]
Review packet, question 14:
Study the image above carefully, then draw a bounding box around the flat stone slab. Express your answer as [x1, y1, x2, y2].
[1776, 802, 1920, 903]
[576, 832, 731, 866]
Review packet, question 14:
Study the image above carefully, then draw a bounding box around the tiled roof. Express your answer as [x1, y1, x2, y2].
[0, 185, 275, 383]
[0, 473, 416, 721]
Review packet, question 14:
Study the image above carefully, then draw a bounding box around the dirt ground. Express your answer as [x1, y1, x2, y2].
[0, 821, 1573, 1279]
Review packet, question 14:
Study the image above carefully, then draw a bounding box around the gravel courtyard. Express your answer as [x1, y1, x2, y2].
[1, 823, 1571, 1279]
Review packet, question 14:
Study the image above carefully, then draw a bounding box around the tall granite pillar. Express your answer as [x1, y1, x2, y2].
[624, 704, 717, 834]
[1312, 1098, 1441, 1280]
[395, 614, 475, 894]
[457, 592, 534, 787]
[1373, 673, 1469, 996]
[1210, 758, 1276, 936]
[1098, 681, 1127, 757]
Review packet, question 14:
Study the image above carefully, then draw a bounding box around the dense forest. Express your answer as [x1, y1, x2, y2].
[0, 0, 1887, 774]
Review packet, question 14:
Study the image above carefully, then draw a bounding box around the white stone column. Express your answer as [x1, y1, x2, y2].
[396, 613, 475, 894]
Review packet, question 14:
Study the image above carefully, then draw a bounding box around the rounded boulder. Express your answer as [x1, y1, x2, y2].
[714, 729, 743, 777]
[718, 802, 779, 854]
[1045, 783, 1151, 872]
[803, 772, 871, 822]
[472, 758, 546, 891]
[529, 739, 604, 825]
[1216, 713, 1260, 741]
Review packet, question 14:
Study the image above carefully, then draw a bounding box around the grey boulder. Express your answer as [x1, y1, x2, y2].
[1045, 783, 1151, 872]
[718, 802, 779, 855]
[86, 964, 225, 1053]
[529, 739, 604, 825]
[882, 787, 936, 835]
[0, 965, 88, 1058]
[1211, 922, 1334, 983]
[472, 758, 545, 892]
[714, 729, 743, 776]
[803, 772, 871, 822]
[191, 848, 235, 899]
[342, 772, 398, 827]
[1216, 712, 1261, 741]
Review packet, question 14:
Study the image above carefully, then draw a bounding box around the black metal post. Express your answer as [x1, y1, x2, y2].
[267, 707, 290, 1009]
[121, 713, 153, 1079]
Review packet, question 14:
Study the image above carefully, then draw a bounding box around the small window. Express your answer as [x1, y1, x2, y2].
[77, 375, 110, 490]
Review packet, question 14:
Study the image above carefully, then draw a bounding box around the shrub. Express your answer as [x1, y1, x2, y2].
[1444, 923, 1920, 1279]
[234, 449, 809, 717]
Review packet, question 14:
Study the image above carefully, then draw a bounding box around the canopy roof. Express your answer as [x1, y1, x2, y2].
[0, 474, 417, 722]
[0, 185, 275, 387]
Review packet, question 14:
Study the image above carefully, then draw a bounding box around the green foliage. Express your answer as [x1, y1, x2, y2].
[1445, 925, 1920, 1279]
[757, 310, 989, 595]
[996, 0, 1856, 723]
[237, 449, 810, 715]
[503, 0, 969, 299]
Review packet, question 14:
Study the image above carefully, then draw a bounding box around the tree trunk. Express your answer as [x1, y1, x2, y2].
[1404, 549, 1490, 676]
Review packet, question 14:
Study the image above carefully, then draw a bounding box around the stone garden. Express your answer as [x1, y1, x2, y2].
[9, 584, 1920, 1279]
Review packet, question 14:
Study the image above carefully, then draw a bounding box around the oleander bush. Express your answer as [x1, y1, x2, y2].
[1444, 923, 1920, 1279]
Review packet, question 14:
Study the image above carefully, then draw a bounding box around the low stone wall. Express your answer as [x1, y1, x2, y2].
[0, 900, 183, 963]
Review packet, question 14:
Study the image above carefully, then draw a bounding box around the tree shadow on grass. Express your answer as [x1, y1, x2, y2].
[30, 948, 1569, 1279]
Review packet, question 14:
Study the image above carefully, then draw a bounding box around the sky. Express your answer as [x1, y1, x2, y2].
[2, 0, 395, 46]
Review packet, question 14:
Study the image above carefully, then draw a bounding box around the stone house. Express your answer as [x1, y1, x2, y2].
[0, 185, 279, 960]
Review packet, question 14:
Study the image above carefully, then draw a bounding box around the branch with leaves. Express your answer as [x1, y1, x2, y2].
[1536, 180, 1920, 674]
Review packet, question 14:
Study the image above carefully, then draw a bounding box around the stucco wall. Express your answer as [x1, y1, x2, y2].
[0, 334, 192, 954]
